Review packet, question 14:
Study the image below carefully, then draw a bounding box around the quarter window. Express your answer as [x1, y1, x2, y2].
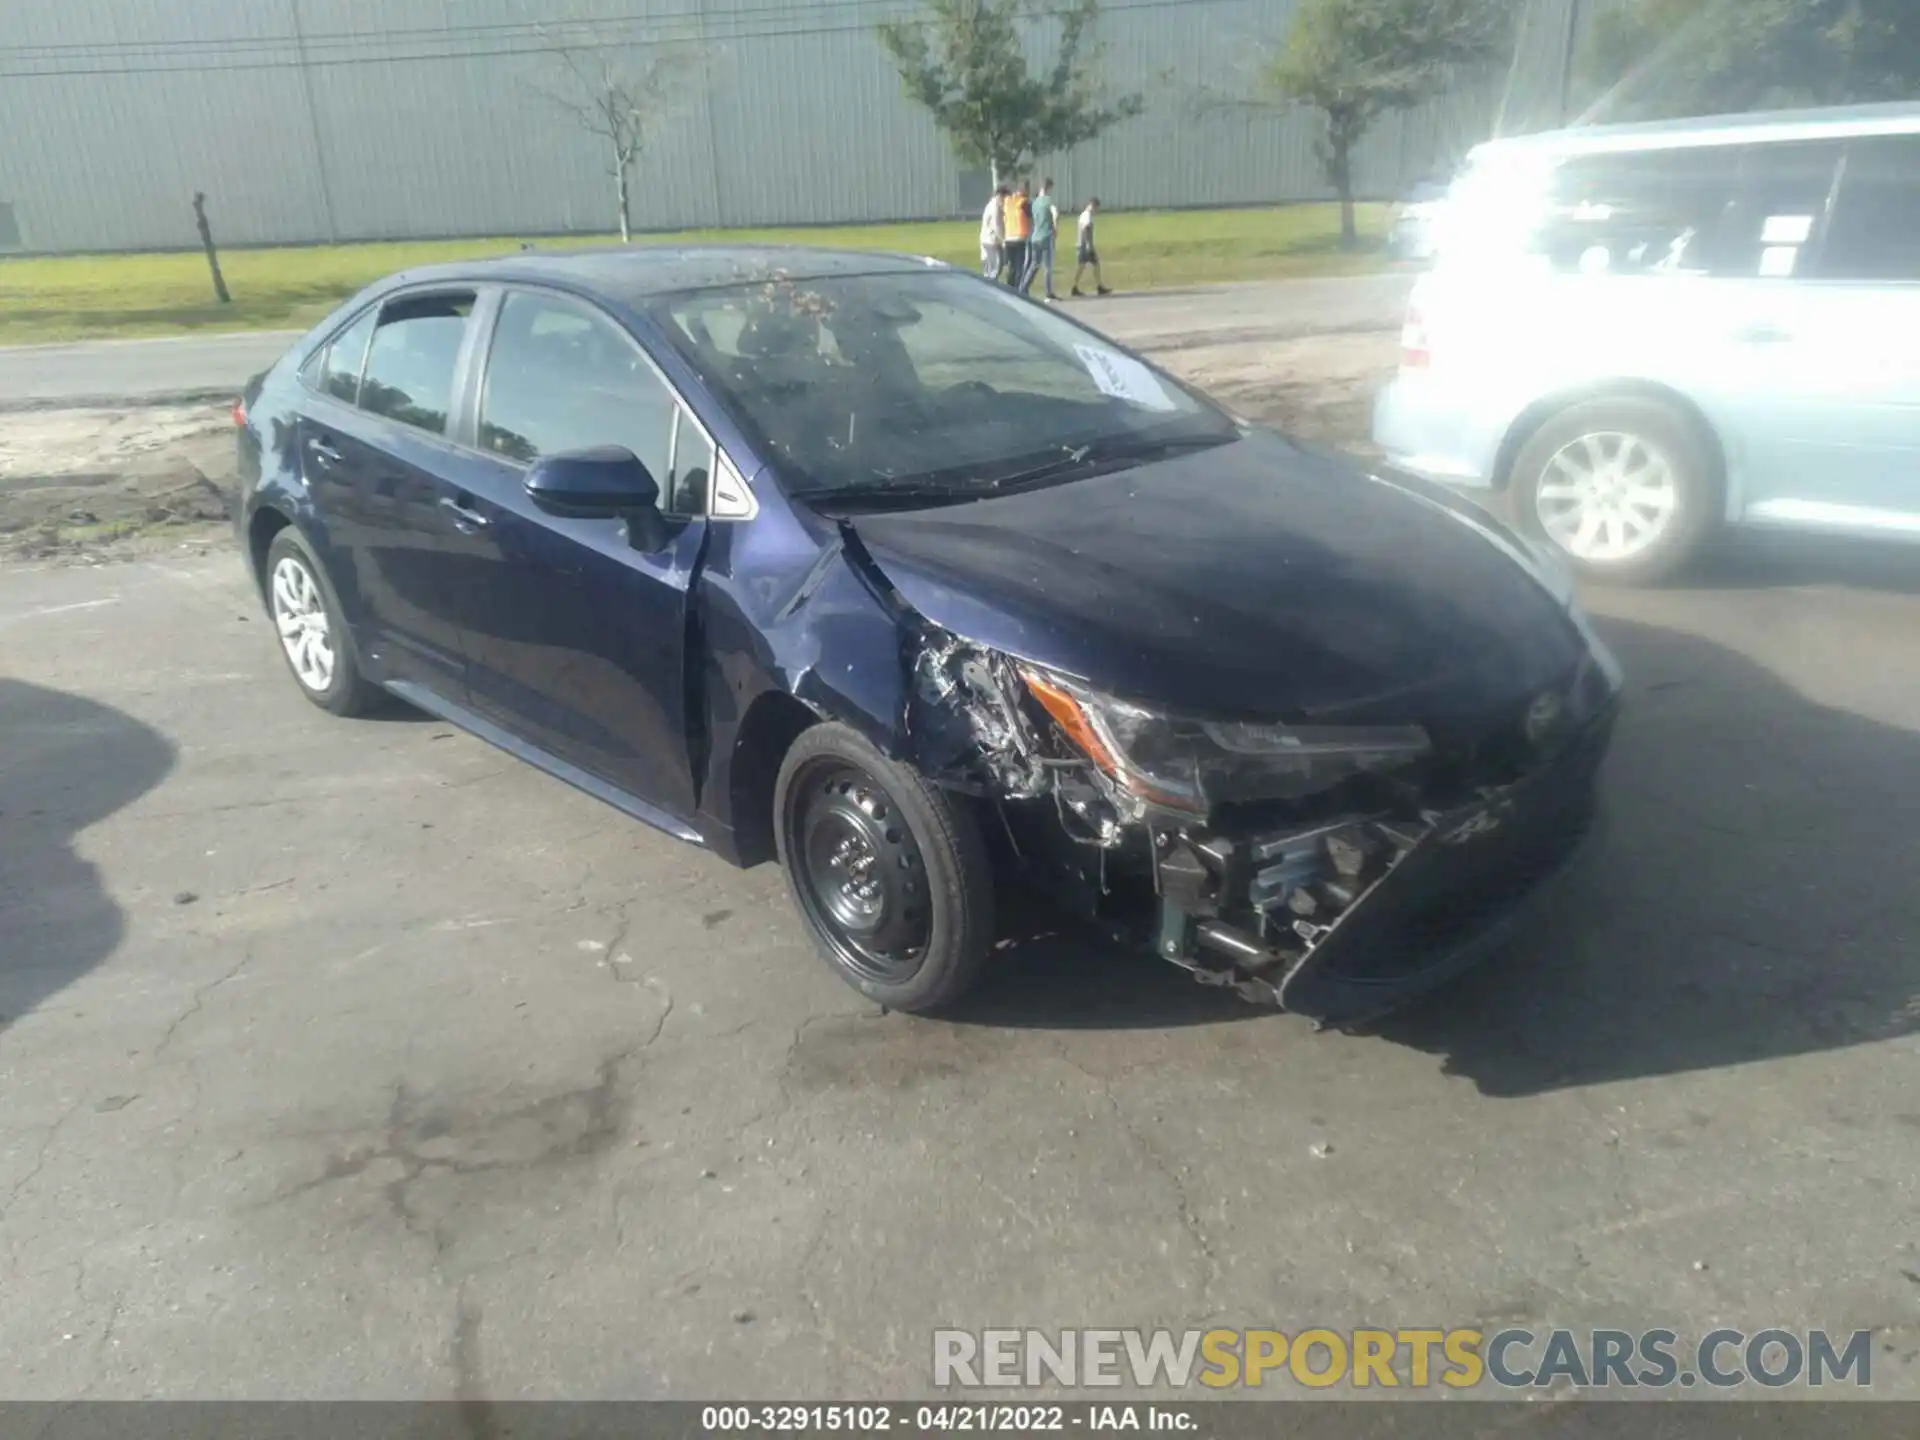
[478, 292, 676, 495]
[359, 293, 474, 435]
[667, 409, 715, 515]
[1818, 136, 1920, 282]
[314, 309, 376, 404]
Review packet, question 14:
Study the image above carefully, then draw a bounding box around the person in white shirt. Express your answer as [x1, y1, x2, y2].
[1069, 197, 1111, 297]
[980, 186, 1008, 281]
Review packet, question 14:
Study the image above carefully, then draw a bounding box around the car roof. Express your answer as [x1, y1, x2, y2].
[1471, 99, 1920, 162]
[373, 244, 946, 305]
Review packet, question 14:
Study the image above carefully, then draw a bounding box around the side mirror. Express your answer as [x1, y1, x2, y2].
[524, 446, 671, 551]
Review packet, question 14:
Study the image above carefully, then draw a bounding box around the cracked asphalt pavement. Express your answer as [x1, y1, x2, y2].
[4, 526, 1920, 1399]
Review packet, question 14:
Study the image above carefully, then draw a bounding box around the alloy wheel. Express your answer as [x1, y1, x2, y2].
[785, 759, 931, 985]
[1533, 430, 1680, 565]
[270, 554, 336, 693]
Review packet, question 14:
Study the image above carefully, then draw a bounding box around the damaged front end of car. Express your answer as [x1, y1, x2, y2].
[904, 624, 1621, 1027]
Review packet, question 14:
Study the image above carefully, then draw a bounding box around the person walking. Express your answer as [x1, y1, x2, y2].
[1069, 196, 1112, 297]
[979, 185, 1007, 281]
[1026, 177, 1060, 299]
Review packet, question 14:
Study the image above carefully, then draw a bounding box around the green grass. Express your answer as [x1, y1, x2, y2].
[0, 203, 1388, 346]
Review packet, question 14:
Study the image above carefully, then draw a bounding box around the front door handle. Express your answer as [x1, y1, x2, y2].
[307, 437, 343, 467]
[1735, 325, 1793, 345]
[439, 495, 491, 532]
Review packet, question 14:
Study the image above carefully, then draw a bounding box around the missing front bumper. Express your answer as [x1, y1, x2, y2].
[1151, 720, 1609, 1027]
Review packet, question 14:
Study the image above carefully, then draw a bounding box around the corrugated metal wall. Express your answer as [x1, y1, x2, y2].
[0, 0, 1589, 253]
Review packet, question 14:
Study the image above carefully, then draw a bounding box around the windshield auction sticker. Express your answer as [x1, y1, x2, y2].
[1073, 345, 1179, 412]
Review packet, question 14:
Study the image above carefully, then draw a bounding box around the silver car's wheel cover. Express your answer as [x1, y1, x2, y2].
[1534, 430, 1679, 565]
[270, 555, 336, 693]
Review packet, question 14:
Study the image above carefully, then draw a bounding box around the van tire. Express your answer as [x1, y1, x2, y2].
[1508, 396, 1719, 585]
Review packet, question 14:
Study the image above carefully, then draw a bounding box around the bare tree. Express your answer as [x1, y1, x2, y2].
[533, 34, 705, 242]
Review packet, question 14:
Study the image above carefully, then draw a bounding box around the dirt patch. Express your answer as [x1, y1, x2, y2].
[0, 335, 1400, 564]
[0, 404, 237, 562]
[1157, 331, 1399, 452]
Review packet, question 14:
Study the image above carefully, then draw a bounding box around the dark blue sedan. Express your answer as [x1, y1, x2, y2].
[235, 246, 1621, 1024]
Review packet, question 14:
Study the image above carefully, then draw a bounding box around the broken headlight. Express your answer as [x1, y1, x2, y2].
[1021, 669, 1430, 815]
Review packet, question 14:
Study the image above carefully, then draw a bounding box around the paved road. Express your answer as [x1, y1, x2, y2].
[3, 538, 1917, 1399]
[0, 274, 1416, 409]
[0, 330, 300, 410]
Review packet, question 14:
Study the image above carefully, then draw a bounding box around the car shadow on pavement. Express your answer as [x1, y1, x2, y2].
[949, 609, 1919, 1079]
[0, 679, 174, 1031]
[1373, 614, 1919, 1095]
[1688, 531, 1920, 595]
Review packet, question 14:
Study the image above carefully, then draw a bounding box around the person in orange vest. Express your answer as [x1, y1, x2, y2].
[1002, 179, 1032, 290]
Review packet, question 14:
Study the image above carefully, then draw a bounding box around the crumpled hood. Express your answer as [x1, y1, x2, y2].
[848, 429, 1585, 725]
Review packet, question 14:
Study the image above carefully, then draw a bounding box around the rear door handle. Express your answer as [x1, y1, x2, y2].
[307, 437, 343, 467]
[1735, 325, 1793, 344]
[439, 495, 491, 531]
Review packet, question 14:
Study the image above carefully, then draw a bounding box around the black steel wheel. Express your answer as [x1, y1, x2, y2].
[774, 723, 993, 1011]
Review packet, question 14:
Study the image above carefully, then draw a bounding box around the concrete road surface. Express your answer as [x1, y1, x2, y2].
[3, 540, 1917, 1398]
[0, 330, 301, 411]
[0, 274, 1416, 409]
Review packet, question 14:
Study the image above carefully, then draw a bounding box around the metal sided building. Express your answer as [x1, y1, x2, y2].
[0, 0, 1586, 253]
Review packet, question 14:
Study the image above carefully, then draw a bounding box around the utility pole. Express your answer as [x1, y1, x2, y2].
[1559, 0, 1585, 124]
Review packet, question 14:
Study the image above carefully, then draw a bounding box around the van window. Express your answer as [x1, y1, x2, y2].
[1705, 141, 1842, 280]
[1532, 141, 1842, 280]
[1535, 148, 1741, 276]
[1818, 135, 1920, 282]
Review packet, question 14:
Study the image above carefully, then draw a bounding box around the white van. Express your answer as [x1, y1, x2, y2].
[1373, 102, 1920, 582]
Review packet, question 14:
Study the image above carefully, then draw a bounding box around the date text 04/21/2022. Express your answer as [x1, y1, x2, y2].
[698, 1404, 1197, 1431]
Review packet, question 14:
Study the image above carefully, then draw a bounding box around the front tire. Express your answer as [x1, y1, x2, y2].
[1509, 397, 1719, 585]
[773, 723, 994, 1012]
[264, 528, 381, 717]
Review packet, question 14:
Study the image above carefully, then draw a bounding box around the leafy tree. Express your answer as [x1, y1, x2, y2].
[1264, 0, 1514, 249]
[877, 0, 1144, 187]
[1582, 0, 1920, 119]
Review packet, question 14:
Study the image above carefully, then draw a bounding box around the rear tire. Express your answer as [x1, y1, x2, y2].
[774, 722, 994, 1013]
[1508, 397, 1719, 585]
[264, 528, 381, 717]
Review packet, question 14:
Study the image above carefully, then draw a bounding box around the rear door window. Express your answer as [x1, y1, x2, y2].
[1817, 135, 1920, 282]
[477, 290, 677, 493]
[359, 293, 475, 435]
